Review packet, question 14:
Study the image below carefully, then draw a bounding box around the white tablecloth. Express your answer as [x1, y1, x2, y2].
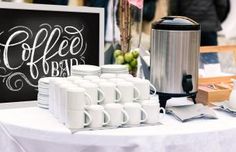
[1, 104, 236, 152]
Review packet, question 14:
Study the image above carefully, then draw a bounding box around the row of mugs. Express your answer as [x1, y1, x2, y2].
[43, 74, 158, 129]
[67, 101, 165, 129]
[68, 74, 157, 104]
[48, 75, 157, 122]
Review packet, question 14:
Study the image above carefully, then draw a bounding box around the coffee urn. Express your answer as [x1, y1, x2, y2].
[150, 16, 200, 108]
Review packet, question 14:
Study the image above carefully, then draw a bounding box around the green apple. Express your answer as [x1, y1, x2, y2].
[132, 50, 139, 59]
[124, 52, 133, 63]
[113, 49, 122, 58]
[115, 55, 124, 64]
[130, 59, 138, 68]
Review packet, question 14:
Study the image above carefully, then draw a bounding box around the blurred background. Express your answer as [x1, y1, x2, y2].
[1, 0, 236, 74]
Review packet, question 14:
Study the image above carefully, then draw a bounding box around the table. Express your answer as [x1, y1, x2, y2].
[1, 103, 236, 152]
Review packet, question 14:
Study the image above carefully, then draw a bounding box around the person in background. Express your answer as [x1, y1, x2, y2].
[85, 0, 109, 35]
[143, 0, 158, 22]
[168, 0, 229, 64]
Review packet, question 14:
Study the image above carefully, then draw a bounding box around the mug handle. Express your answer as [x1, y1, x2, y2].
[140, 108, 148, 123]
[102, 110, 111, 125]
[121, 109, 129, 125]
[115, 88, 122, 102]
[84, 110, 92, 126]
[133, 87, 141, 101]
[149, 82, 157, 96]
[84, 92, 92, 105]
[159, 107, 166, 120]
[97, 88, 105, 103]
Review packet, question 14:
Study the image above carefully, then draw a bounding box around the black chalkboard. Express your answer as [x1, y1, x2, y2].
[0, 2, 104, 102]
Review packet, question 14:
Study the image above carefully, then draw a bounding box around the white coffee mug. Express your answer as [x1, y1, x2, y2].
[99, 82, 122, 104]
[117, 82, 140, 103]
[58, 82, 78, 121]
[104, 103, 129, 127]
[53, 78, 68, 118]
[73, 79, 91, 87]
[100, 73, 116, 79]
[128, 78, 157, 100]
[83, 75, 100, 81]
[124, 103, 147, 125]
[79, 82, 105, 104]
[58, 82, 78, 123]
[86, 105, 110, 128]
[66, 76, 83, 82]
[109, 78, 126, 84]
[66, 110, 92, 129]
[49, 77, 65, 115]
[49, 78, 59, 114]
[66, 87, 92, 110]
[116, 74, 133, 79]
[90, 78, 107, 85]
[141, 100, 165, 124]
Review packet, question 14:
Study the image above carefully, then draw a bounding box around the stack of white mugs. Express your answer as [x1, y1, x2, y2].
[38, 65, 165, 130]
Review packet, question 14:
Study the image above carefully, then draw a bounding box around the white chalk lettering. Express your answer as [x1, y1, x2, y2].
[0, 24, 86, 91]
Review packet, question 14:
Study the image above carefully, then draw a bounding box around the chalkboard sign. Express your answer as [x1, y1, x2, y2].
[0, 2, 104, 102]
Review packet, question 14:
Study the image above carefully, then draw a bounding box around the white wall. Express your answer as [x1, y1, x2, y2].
[221, 0, 236, 38]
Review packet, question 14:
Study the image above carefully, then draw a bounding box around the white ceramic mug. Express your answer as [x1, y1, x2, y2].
[116, 74, 133, 79]
[83, 75, 100, 81]
[66, 87, 92, 110]
[100, 73, 116, 79]
[99, 82, 122, 104]
[109, 78, 126, 84]
[117, 82, 140, 103]
[66, 110, 92, 129]
[58, 82, 78, 123]
[90, 78, 107, 85]
[49, 78, 59, 114]
[124, 103, 147, 125]
[79, 82, 105, 105]
[86, 105, 110, 128]
[52, 78, 68, 118]
[128, 78, 157, 100]
[66, 76, 83, 82]
[104, 103, 129, 127]
[141, 100, 165, 124]
[73, 79, 91, 87]
[49, 77, 64, 115]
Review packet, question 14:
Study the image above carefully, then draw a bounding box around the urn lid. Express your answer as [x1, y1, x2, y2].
[152, 16, 200, 31]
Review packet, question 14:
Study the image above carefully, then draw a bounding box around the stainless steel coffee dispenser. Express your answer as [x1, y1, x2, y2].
[150, 16, 200, 108]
